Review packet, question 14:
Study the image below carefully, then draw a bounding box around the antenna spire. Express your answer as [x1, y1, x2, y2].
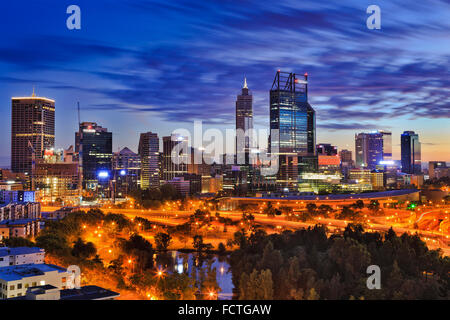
[243, 77, 248, 89]
[32, 86, 36, 97]
[77, 102, 81, 126]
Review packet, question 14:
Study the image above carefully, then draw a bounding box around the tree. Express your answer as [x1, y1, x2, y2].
[192, 235, 212, 252]
[36, 233, 70, 255]
[239, 269, 273, 300]
[154, 232, 172, 251]
[318, 204, 333, 217]
[306, 287, 320, 300]
[352, 200, 364, 210]
[217, 242, 226, 255]
[1, 237, 35, 247]
[368, 200, 380, 213]
[71, 238, 97, 259]
[306, 203, 317, 215]
[193, 235, 204, 251]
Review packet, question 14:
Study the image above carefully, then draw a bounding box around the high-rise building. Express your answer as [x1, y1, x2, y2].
[138, 133, 159, 189]
[75, 122, 112, 190]
[316, 144, 337, 156]
[34, 147, 79, 204]
[11, 91, 55, 176]
[380, 130, 392, 160]
[269, 71, 317, 191]
[339, 149, 353, 164]
[428, 161, 448, 179]
[401, 131, 421, 174]
[236, 77, 253, 162]
[162, 134, 188, 181]
[112, 147, 141, 196]
[339, 149, 354, 178]
[355, 131, 390, 169]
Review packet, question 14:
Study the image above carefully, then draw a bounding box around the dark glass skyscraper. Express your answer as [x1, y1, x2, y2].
[162, 134, 188, 181]
[355, 130, 391, 169]
[401, 131, 421, 174]
[355, 132, 383, 169]
[11, 91, 55, 175]
[112, 147, 141, 196]
[269, 71, 317, 191]
[75, 122, 112, 190]
[138, 132, 160, 189]
[236, 77, 253, 161]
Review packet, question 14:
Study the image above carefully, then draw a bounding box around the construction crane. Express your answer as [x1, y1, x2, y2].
[77, 102, 83, 205]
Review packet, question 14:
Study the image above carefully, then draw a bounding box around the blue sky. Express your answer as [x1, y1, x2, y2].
[0, 0, 449, 166]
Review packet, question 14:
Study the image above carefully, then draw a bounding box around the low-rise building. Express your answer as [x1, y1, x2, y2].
[0, 247, 45, 267]
[0, 264, 68, 299]
[0, 202, 41, 222]
[0, 219, 41, 239]
[9, 284, 120, 300]
[0, 191, 35, 203]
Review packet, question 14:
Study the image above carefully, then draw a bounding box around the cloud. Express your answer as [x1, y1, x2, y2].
[1, 0, 449, 130]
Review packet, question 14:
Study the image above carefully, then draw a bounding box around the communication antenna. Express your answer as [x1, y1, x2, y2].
[77, 101, 81, 126]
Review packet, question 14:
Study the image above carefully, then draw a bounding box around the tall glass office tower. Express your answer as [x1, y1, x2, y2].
[355, 130, 391, 169]
[235, 77, 253, 163]
[269, 71, 317, 191]
[401, 131, 421, 174]
[11, 90, 55, 175]
[138, 132, 160, 189]
[75, 122, 112, 190]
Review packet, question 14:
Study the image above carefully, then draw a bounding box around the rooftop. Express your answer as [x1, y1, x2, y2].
[0, 264, 66, 281]
[8, 285, 120, 300]
[0, 247, 44, 257]
[60, 285, 120, 300]
[0, 219, 36, 226]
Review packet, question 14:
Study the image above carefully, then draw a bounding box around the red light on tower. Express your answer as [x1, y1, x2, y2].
[304, 72, 308, 77]
[277, 69, 281, 72]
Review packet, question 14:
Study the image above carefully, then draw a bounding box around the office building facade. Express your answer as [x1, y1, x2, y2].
[269, 71, 317, 191]
[138, 133, 159, 190]
[236, 77, 253, 163]
[112, 147, 141, 196]
[162, 134, 188, 182]
[401, 131, 421, 174]
[75, 122, 112, 190]
[11, 92, 55, 176]
[355, 131, 391, 170]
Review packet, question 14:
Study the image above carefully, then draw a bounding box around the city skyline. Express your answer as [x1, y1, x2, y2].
[0, 0, 449, 167]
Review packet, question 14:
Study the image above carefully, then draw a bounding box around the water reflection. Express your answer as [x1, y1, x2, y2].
[154, 251, 233, 300]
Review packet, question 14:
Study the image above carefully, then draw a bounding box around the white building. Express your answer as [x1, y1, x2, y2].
[0, 247, 45, 267]
[0, 264, 68, 299]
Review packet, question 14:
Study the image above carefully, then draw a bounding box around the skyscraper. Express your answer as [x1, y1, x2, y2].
[113, 147, 141, 196]
[11, 91, 55, 176]
[380, 130, 392, 160]
[355, 131, 391, 169]
[401, 131, 421, 174]
[162, 134, 188, 181]
[269, 71, 317, 191]
[316, 144, 337, 156]
[75, 122, 112, 190]
[138, 132, 159, 189]
[236, 77, 253, 162]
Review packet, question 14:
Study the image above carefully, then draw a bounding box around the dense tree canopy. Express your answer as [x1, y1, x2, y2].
[230, 224, 450, 300]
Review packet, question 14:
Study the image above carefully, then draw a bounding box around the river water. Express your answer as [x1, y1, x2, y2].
[154, 251, 234, 300]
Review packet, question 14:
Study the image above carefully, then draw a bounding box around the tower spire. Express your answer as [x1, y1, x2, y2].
[243, 77, 248, 89]
[32, 86, 36, 97]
